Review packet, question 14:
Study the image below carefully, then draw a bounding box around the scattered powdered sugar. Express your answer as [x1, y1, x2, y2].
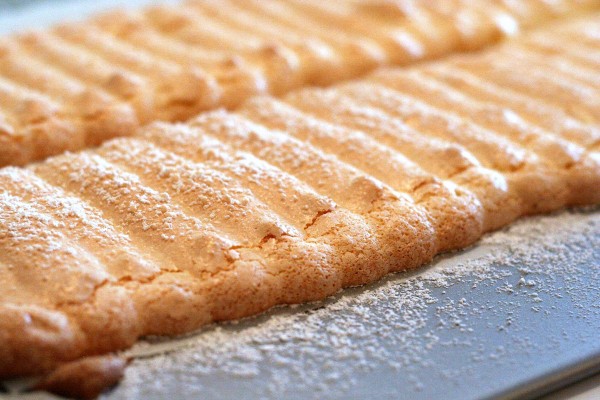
[96, 209, 598, 399]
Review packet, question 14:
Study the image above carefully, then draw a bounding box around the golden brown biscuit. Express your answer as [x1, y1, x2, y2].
[1, 16, 600, 393]
[367, 68, 599, 206]
[33, 355, 128, 400]
[1, 0, 599, 166]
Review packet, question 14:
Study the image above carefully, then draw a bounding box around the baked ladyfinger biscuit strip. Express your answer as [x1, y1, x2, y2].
[29, 146, 331, 330]
[0, 0, 598, 167]
[449, 54, 600, 124]
[136, 121, 431, 290]
[237, 97, 484, 252]
[53, 24, 220, 122]
[522, 33, 600, 70]
[294, 0, 544, 54]
[143, 5, 263, 50]
[33, 153, 240, 276]
[223, 0, 387, 78]
[357, 0, 509, 52]
[336, 83, 534, 171]
[160, 114, 437, 277]
[144, 2, 309, 94]
[335, 82, 571, 214]
[367, 68, 600, 206]
[15, 31, 155, 124]
[341, 0, 569, 29]
[24, 126, 346, 314]
[149, 7, 310, 103]
[329, 81, 571, 215]
[0, 77, 79, 166]
[0, 188, 117, 375]
[0, 79, 45, 149]
[0, 189, 109, 306]
[95, 139, 302, 243]
[441, 1, 520, 45]
[93, 10, 292, 104]
[422, 63, 600, 149]
[454, 34, 600, 109]
[282, 0, 463, 61]
[284, 87, 522, 231]
[0, 168, 160, 285]
[421, 64, 600, 206]
[0, 139, 404, 378]
[138, 125, 339, 233]
[497, 43, 600, 91]
[494, 0, 600, 24]
[355, 1, 467, 61]
[535, 37, 600, 68]
[368, 69, 584, 167]
[4, 128, 418, 376]
[553, 17, 600, 44]
[184, 0, 352, 86]
[94, 10, 273, 71]
[0, 40, 138, 149]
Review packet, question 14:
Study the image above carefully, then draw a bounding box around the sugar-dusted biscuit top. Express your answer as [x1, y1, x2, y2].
[1, 0, 598, 166]
[1, 17, 600, 397]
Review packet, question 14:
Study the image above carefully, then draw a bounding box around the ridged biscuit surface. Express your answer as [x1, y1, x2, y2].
[1, 16, 600, 383]
[1, 0, 599, 165]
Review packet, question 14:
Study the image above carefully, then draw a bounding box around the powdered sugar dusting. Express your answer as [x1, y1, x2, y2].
[101, 209, 599, 400]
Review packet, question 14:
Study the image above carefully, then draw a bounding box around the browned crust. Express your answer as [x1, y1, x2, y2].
[33, 355, 128, 400]
[1, 0, 597, 166]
